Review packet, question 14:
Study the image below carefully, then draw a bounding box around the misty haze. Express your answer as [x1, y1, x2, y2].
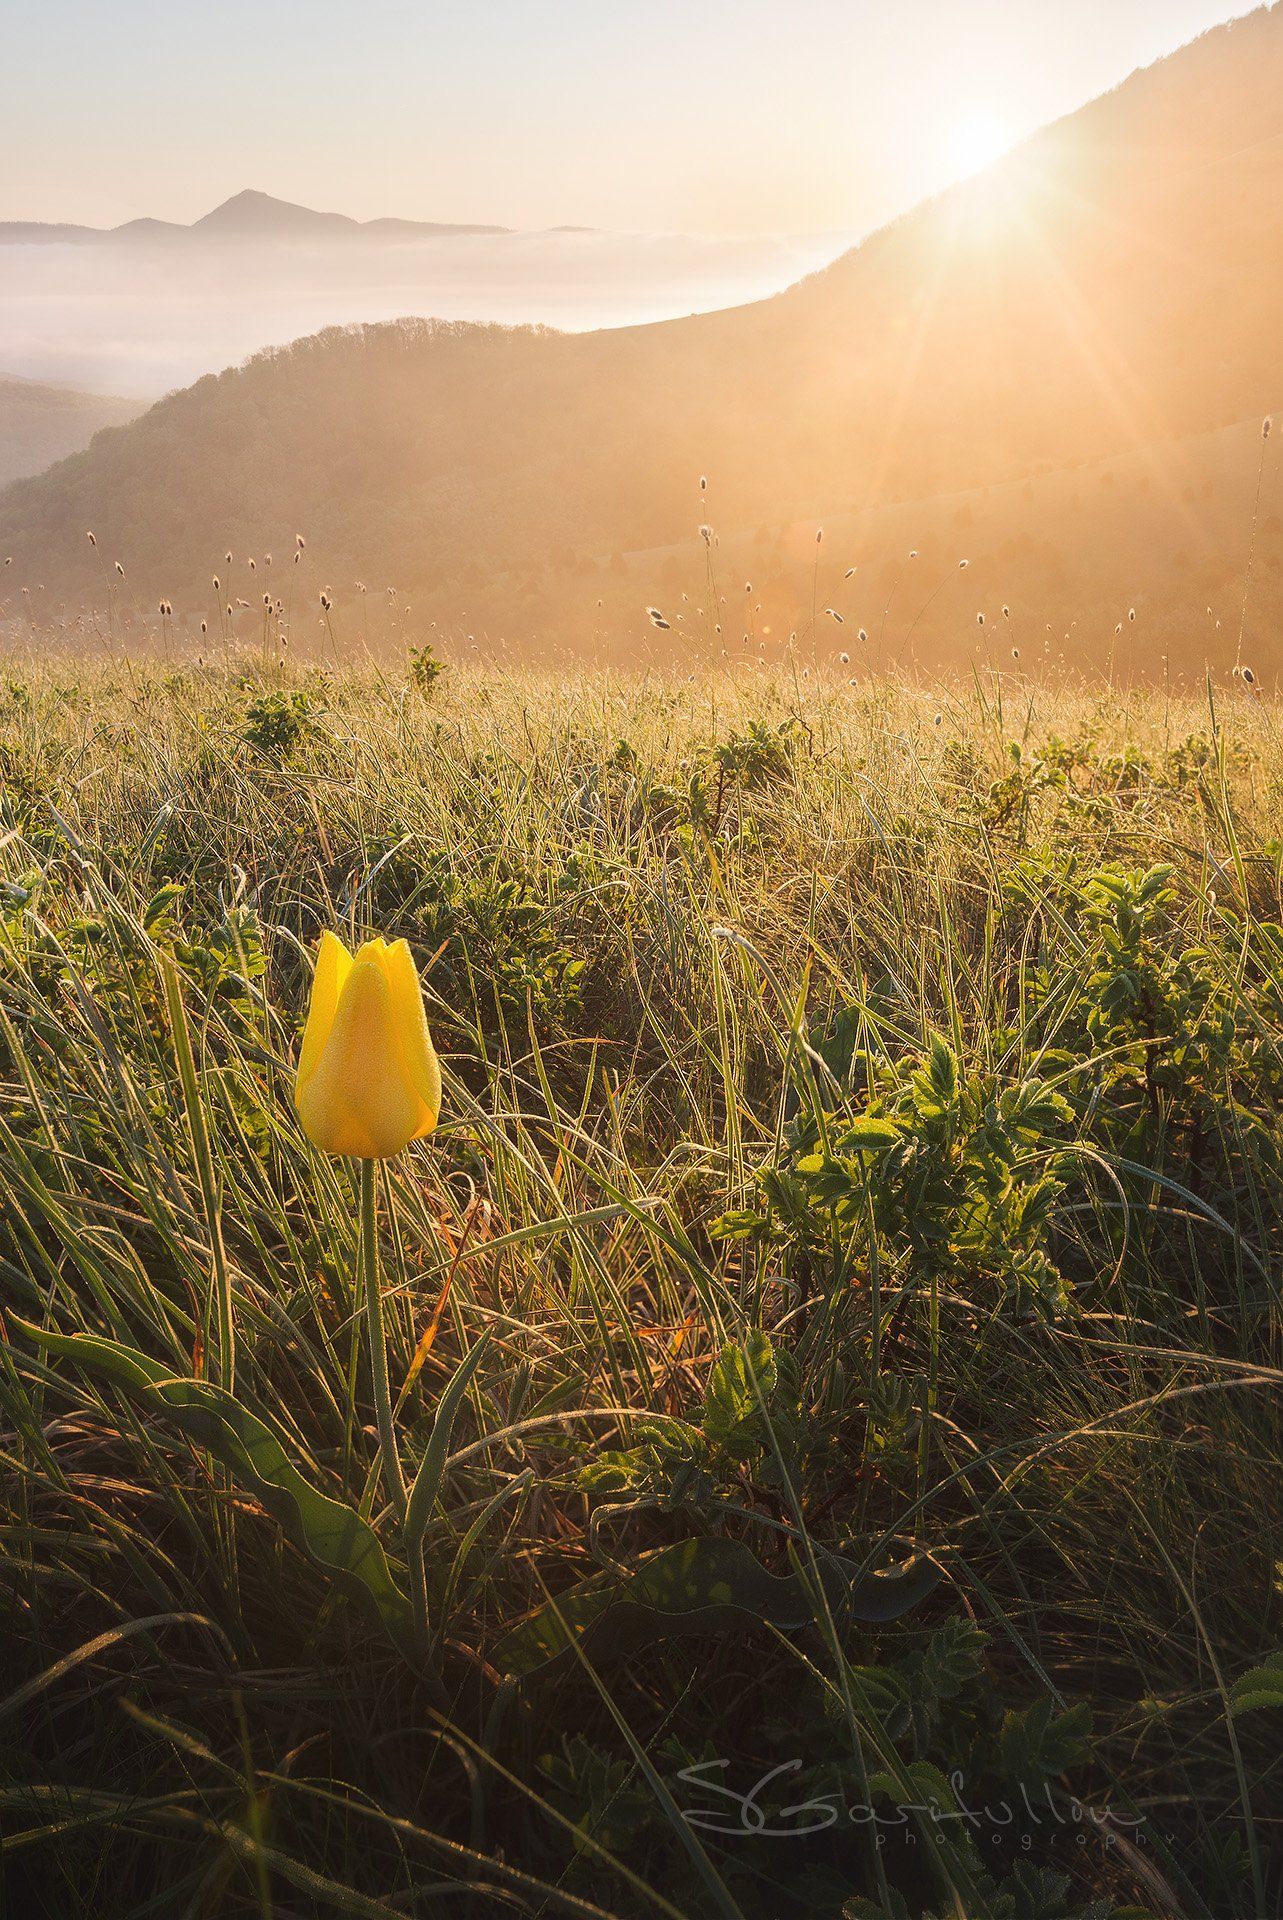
[0, 193, 845, 397]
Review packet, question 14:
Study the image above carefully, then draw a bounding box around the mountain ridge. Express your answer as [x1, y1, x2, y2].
[3, 6, 1282, 675]
[0, 189, 512, 245]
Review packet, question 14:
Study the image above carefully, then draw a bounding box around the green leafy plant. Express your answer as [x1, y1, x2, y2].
[241, 687, 321, 759]
[720, 1039, 1076, 1320]
[407, 642, 446, 692]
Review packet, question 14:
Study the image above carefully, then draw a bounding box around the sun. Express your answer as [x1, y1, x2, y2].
[949, 112, 1015, 181]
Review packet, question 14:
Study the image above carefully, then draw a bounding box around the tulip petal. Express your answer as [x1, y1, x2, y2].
[296, 959, 425, 1158]
[379, 938, 441, 1137]
[297, 931, 352, 1095]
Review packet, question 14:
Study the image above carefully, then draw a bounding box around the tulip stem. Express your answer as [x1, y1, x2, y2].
[360, 1158, 407, 1526]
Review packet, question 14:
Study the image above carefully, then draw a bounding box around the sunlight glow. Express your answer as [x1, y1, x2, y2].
[948, 112, 1015, 180]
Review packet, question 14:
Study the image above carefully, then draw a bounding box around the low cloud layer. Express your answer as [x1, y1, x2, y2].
[0, 227, 845, 397]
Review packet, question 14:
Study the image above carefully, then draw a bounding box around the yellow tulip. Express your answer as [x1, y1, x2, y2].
[295, 932, 441, 1158]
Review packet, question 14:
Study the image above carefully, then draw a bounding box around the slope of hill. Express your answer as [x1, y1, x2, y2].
[0, 377, 142, 489]
[3, 6, 1283, 674]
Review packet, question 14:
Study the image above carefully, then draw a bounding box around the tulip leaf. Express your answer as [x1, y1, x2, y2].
[19, 1323, 415, 1657]
[494, 1534, 940, 1678]
[150, 1378, 416, 1655]
[16, 1322, 175, 1393]
[404, 1330, 494, 1551]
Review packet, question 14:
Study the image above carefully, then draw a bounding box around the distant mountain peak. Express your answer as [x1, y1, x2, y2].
[191, 190, 357, 235]
[1, 190, 516, 246]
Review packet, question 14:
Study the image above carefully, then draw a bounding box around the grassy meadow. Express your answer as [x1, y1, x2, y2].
[2, 652, 1282, 1918]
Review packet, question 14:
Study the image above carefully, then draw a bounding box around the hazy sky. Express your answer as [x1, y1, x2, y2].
[3, 0, 1261, 236]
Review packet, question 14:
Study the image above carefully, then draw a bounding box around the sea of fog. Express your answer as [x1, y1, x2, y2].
[0, 227, 848, 398]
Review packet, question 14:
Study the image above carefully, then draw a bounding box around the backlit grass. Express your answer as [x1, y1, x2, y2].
[2, 656, 1281, 1918]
